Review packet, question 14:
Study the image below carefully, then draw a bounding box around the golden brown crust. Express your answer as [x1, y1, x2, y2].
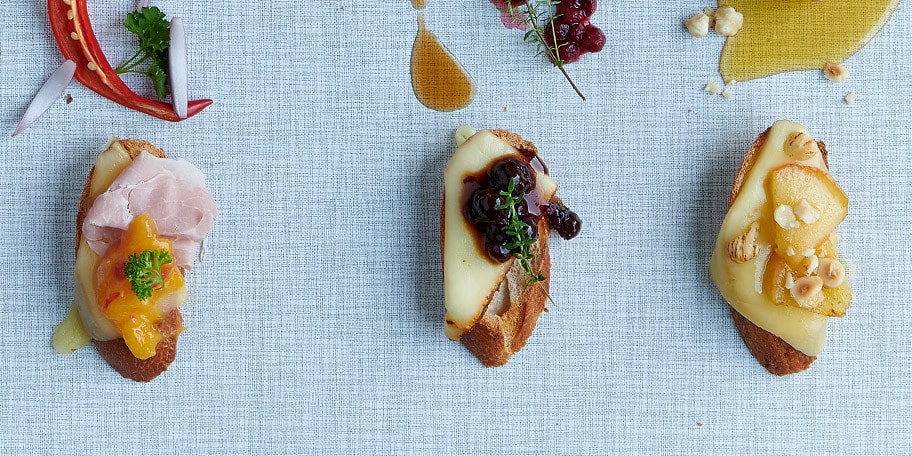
[725, 127, 829, 375]
[491, 129, 539, 157]
[80, 139, 182, 382]
[94, 309, 183, 382]
[459, 222, 551, 367]
[729, 306, 815, 376]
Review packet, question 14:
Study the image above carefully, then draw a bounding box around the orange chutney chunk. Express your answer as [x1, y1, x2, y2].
[94, 213, 185, 359]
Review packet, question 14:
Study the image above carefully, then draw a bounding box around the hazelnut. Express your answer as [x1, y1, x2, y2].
[818, 258, 846, 288]
[845, 92, 857, 105]
[785, 132, 820, 161]
[823, 62, 849, 82]
[774, 204, 800, 229]
[728, 221, 760, 263]
[794, 199, 821, 224]
[802, 255, 820, 275]
[685, 13, 710, 38]
[791, 276, 825, 309]
[713, 5, 744, 37]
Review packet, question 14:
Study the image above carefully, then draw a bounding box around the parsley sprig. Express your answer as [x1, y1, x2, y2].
[503, 0, 585, 100]
[115, 7, 171, 100]
[495, 179, 547, 285]
[123, 249, 173, 301]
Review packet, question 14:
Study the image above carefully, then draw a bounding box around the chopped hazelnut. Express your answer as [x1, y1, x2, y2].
[803, 255, 820, 275]
[818, 258, 846, 288]
[785, 132, 820, 161]
[845, 92, 857, 105]
[791, 276, 825, 309]
[686, 13, 710, 38]
[823, 62, 849, 82]
[704, 82, 722, 95]
[794, 199, 821, 224]
[774, 204, 800, 229]
[713, 5, 744, 37]
[728, 221, 760, 263]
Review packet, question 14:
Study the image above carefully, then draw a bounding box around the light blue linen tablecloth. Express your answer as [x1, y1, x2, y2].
[1, 1, 910, 454]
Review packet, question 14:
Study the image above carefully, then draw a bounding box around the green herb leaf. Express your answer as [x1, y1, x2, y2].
[117, 7, 171, 101]
[149, 59, 170, 100]
[124, 7, 170, 54]
[497, 181, 547, 286]
[123, 249, 173, 301]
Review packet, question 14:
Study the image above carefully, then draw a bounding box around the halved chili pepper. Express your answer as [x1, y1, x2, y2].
[48, 0, 212, 121]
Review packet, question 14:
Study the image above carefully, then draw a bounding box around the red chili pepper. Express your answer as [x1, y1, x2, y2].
[48, 0, 212, 121]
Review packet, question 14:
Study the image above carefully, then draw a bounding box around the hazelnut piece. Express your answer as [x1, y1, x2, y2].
[728, 221, 759, 263]
[785, 132, 820, 161]
[818, 258, 846, 288]
[791, 276, 825, 309]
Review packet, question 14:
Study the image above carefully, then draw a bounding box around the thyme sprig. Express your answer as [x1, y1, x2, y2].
[503, 0, 585, 100]
[496, 179, 546, 285]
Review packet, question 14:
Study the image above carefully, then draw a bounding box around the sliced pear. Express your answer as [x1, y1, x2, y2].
[768, 164, 848, 256]
[762, 252, 851, 317]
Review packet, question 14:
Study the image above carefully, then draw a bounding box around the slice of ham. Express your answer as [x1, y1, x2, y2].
[83, 151, 217, 267]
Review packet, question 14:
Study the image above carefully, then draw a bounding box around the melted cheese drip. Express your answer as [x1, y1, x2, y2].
[709, 120, 832, 356]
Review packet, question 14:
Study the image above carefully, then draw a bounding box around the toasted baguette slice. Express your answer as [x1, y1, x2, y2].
[725, 127, 829, 376]
[442, 128, 559, 367]
[77, 139, 184, 382]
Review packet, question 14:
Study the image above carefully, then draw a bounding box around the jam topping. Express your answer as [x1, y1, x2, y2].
[94, 213, 186, 359]
[463, 156, 581, 263]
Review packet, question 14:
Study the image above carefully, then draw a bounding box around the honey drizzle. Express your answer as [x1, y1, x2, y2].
[410, 14, 476, 112]
[719, 0, 901, 83]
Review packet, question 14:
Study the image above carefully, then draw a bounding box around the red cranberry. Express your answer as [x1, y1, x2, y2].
[545, 20, 572, 44]
[556, 42, 582, 64]
[566, 22, 587, 45]
[558, 0, 597, 18]
[580, 25, 606, 53]
[557, 6, 588, 24]
[546, 202, 582, 240]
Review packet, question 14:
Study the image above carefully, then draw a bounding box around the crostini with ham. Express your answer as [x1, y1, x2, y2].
[53, 139, 216, 382]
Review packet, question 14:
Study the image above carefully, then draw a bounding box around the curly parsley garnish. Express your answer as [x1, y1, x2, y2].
[123, 249, 173, 301]
[115, 7, 171, 100]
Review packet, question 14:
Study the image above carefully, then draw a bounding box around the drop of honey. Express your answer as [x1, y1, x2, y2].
[410, 14, 476, 112]
[411, 0, 427, 9]
[719, 0, 901, 83]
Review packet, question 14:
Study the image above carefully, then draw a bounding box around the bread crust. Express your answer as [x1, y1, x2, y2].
[459, 222, 551, 367]
[443, 129, 554, 367]
[79, 139, 183, 382]
[725, 127, 829, 375]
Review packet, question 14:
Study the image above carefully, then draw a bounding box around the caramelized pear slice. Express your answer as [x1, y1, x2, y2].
[763, 253, 851, 317]
[768, 164, 848, 256]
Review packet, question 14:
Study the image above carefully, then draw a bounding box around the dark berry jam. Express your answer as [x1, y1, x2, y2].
[462, 154, 581, 263]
